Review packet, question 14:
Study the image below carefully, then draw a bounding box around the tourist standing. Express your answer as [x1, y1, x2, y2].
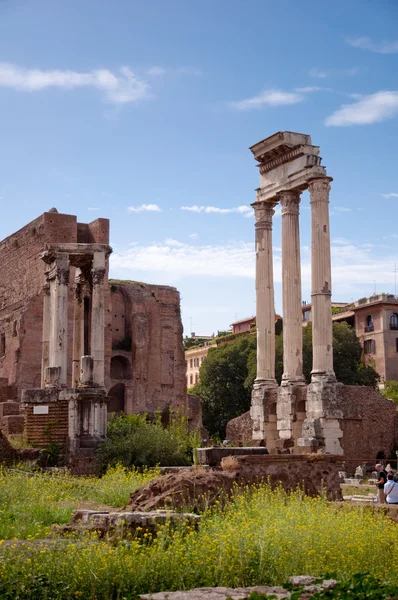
[384, 472, 398, 505]
[375, 463, 387, 504]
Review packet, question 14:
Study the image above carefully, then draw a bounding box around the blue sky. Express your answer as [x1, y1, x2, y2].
[1, 0, 398, 335]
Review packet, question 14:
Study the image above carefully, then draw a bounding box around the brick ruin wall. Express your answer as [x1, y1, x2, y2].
[0, 211, 110, 399]
[0, 212, 187, 443]
[107, 281, 187, 414]
[227, 385, 397, 463]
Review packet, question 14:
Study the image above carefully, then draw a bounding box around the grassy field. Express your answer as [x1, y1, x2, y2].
[1, 469, 398, 599]
[0, 465, 157, 540]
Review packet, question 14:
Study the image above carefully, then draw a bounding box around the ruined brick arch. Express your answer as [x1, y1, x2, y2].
[108, 383, 125, 414]
[110, 355, 132, 380]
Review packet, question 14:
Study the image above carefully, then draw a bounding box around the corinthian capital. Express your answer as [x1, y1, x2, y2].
[308, 178, 331, 203]
[278, 190, 301, 216]
[254, 201, 277, 231]
[56, 266, 70, 286]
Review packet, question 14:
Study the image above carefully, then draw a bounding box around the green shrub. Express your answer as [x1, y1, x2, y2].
[96, 413, 199, 472]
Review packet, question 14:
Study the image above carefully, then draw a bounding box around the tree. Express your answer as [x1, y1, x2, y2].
[195, 322, 379, 438]
[192, 335, 256, 439]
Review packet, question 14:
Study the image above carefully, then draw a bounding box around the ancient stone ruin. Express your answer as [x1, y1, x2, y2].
[0, 210, 191, 461]
[249, 131, 397, 457]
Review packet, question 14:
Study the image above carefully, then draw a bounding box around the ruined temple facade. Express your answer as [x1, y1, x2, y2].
[0, 210, 187, 424]
[250, 131, 397, 457]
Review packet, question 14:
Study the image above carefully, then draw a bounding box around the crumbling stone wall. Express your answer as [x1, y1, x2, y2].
[337, 385, 397, 460]
[106, 281, 187, 414]
[0, 211, 109, 399]
[226, 385, 397, 461]
[0, 213, 187, 424]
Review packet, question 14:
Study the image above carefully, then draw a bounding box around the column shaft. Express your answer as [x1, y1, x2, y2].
[91, 252, 106, 387]
[280, 191, 304, 383]
[309, 178, 334, 377]
[41, 282, 51, 388]
[72, 268, 85, 387]
[254, 201, 277, 385]
[48, 253, 70, 386]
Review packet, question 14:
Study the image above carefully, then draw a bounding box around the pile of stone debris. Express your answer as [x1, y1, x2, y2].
[138, 576, 337, 599]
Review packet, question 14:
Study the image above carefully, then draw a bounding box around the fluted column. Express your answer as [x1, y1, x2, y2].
[309, 178, 335, 379]
[41, 282, 51, 388]
[91, 252, 106, 387]
[254, 200, 278, 386]
[279, 190, 305, 384]
[48, 252, 70, 387]
[72, 268, 85, 388]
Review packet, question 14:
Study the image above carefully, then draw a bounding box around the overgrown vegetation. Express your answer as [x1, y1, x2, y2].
[0, 464, 157, 540]
[381, 380, 398, 405]
[96, 411, 201, 472]
[1, 484, 398, 598]
[194, 322, 380, 438]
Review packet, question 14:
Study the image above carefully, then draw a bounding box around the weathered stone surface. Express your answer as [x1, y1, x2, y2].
[196, 447, 269, 467]
[2, 414, 24, 435]
[139, 577, 337, 599]
[56, 509, 200, 538]
[0, 212, 187, 422]
[128, 456, 342, 511]
[227, 384, 397, 463]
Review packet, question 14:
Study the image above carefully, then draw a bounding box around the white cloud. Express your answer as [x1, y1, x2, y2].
[295, 86, 333, 93]
[346, 36, 398, 54]
[309, 67, 359, 79]
[333, 206, 352, 213]
[147, 66, 167, 77]
[128, 204, 161, 213]
[230, 89, 304, 110]
[0, 63, 150, 104]
[325, 91, 398, 126]
[381, 193, 398, 199]
[189, 233, 198, 239]
[147, 65, 201, 77]
[109, 237, 398, 298]
[181, 205, 253, 217]
[111, 240, 256, 279]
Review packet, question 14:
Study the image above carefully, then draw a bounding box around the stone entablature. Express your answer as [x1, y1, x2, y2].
[250, 131, 340, 454]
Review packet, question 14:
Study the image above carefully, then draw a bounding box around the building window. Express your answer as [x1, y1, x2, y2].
[390, 313, 398, 330]
[365, 315, 374, 333]
[0, 333, 5, 356]
[364, 339, 376, 355]
[190, 359, 193, 368]
[201, 356, 205, 364]
[195, 374, 199, 384]
[190, 374, 193, 385]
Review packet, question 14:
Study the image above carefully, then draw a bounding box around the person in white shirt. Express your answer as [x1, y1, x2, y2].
[384, 472, 398, 505]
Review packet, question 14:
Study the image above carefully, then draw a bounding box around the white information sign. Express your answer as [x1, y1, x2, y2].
[33, 405, 49, 415]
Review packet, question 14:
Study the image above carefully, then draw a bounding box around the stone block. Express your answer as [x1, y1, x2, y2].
[196, 447, 269, 466]
[0, 401, 20, 418]
[2, 414, 25, 435]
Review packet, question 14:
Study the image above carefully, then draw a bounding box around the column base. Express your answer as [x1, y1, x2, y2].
[277, 381, 305, 440]
[299, 374, 343, 455]
[251, 380, 278, 441]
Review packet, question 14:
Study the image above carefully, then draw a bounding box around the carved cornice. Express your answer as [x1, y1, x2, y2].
[259, 147, 304, 174]
[308, 178, 331, 204]
[278, 190, 301, 216]
[254, 201, 277, 231]
[92, 267, 106, 287]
